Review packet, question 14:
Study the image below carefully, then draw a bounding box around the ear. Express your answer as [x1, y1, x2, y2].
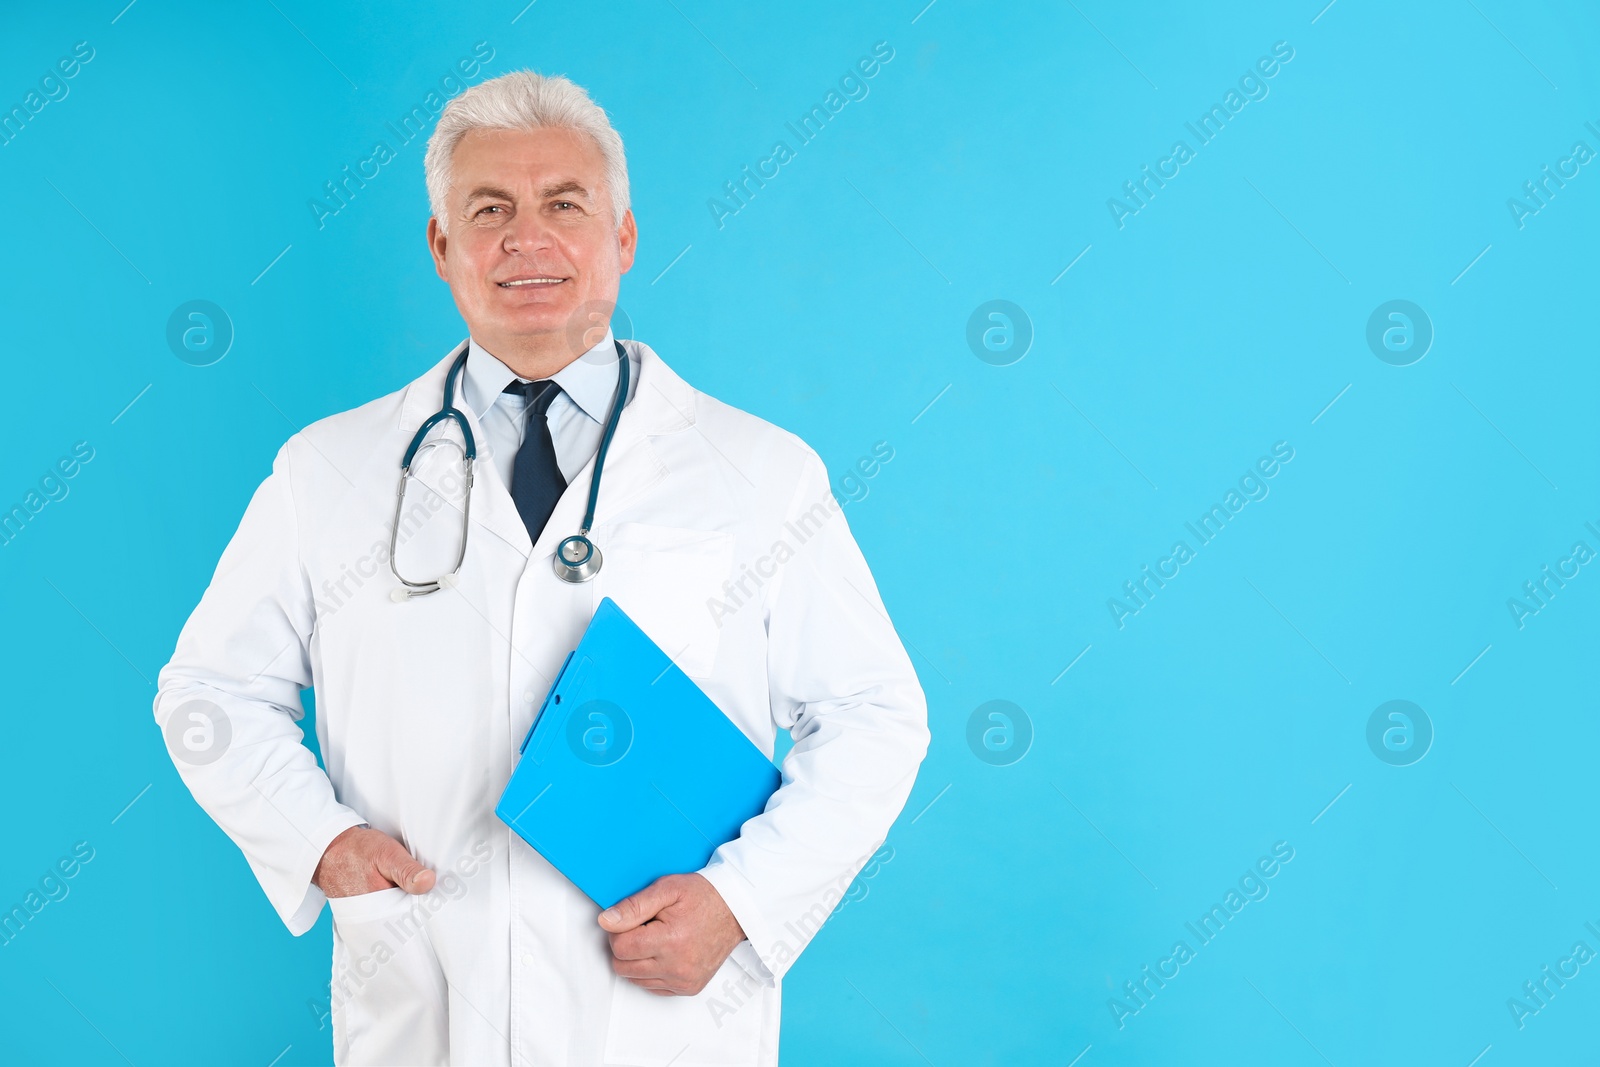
[427, 217, 449, 282]
[617, 209, 638, 275]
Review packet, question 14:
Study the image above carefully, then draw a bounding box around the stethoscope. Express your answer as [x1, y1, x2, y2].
[389, 340, 630, 599]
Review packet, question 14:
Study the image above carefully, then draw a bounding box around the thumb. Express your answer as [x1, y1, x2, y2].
[373, 835, 435, 894]
[599, 879, 677, 932]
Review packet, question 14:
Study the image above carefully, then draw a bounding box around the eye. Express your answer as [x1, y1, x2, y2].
[474, 204, 505, 218]
[552, 201, 577, 211]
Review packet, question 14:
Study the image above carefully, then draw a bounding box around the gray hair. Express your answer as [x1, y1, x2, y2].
[424, 70, 630, 232]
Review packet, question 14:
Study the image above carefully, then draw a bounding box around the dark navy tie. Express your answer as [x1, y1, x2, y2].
[503, 379, 567, 542]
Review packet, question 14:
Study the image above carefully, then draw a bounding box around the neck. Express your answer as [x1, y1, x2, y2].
[473, 331, 590, 381]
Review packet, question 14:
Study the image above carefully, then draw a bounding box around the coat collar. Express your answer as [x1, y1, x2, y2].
[397, 338, 695, 558]
[461, 330, 628, 428]
[399, 337, 694, 438]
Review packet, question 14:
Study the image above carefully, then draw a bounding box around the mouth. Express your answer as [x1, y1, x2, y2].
[496, 276, 568, 288]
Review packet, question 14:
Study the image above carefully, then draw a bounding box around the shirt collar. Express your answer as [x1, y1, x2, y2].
[462, 328, 620, 422]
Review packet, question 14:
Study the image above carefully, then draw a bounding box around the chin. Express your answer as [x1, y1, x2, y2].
[494, 307, 571, 336]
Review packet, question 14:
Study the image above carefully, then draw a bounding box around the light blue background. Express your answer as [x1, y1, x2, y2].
[2, 1, 1597, 1064]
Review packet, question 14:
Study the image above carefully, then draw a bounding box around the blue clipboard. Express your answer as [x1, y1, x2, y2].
[495, 597, 781, 909]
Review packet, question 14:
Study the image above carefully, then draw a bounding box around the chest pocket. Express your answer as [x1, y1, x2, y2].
[591, 522, 734, 680]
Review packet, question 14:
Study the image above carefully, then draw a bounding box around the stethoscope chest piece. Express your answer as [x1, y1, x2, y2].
[554, 534, 603, 583]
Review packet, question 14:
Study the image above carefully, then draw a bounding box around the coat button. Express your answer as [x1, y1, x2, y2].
[521, 953, 535, 967]
[522, 690, 536, 703]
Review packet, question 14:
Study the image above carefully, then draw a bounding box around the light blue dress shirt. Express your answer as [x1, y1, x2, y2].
[459, 329, 641, 492]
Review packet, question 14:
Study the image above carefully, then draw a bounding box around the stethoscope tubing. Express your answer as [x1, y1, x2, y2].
[389, 340, 628, 597]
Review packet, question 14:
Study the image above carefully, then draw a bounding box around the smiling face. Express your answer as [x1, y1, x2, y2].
[427, 126, 637, 376]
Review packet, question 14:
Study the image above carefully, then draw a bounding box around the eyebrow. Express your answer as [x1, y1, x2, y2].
[462, 184, 516, 207]
[538, 179, 592, 201]
[461, 180, 594, 206]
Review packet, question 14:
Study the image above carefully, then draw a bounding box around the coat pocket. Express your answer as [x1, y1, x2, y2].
[592, 523, 734, 679]
[602, 953, 770, 1066]
[329, 888, 450, 1066]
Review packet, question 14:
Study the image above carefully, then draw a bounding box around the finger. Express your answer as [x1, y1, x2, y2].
[610, 954, 664, 980]
[608, 923, 668, 961]
[624, 976, 676, 992]
[599, 879, 678, 933]
[372, 834, 435, 894]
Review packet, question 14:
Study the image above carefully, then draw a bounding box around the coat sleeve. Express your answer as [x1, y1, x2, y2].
[698, 447, 930, 983]
[152, 438, 367, 936]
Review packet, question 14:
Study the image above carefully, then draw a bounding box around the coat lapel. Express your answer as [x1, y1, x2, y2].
[400, 342, 533, 556]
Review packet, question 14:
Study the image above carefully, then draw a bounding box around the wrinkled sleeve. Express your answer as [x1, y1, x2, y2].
[153, 439, 366, 936]
[699, 448, 929, 983]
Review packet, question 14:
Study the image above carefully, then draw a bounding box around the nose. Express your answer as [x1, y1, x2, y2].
[502, 208, 554, 256]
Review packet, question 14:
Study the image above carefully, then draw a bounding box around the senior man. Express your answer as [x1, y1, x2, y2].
[154, 70, 928, 1065]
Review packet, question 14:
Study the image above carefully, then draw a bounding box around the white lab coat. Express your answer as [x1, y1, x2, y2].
[153, 339, 929, 1066]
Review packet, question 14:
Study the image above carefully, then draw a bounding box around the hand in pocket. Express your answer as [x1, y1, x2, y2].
[314, 825, 436, 898]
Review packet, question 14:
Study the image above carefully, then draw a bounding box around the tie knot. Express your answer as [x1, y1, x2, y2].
[504, 378, 563, 416]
